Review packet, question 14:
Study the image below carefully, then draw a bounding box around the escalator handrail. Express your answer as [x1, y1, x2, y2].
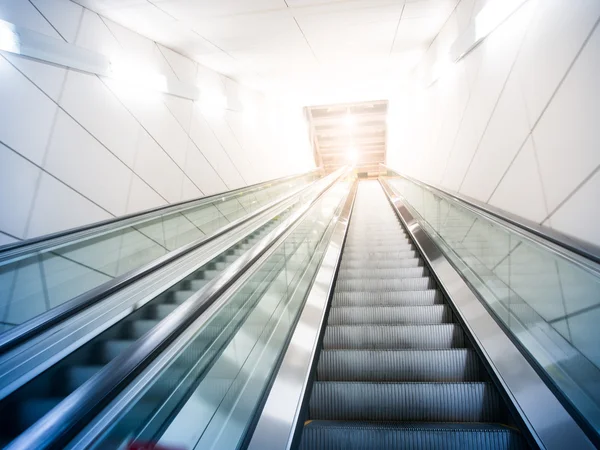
[5, 167, 349, 450]
[381, 164, 600, 272]
[246, 180, 358, 450]
[0, 168, 320, 259]
[0, 178, 316, 354]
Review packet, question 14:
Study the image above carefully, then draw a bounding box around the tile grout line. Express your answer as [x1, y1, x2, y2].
[1, 52, 171, 209]
[1, 138, 117, 219]
[457, 6, 536, 192]
[542, 163, 600, 224]
[92, 15, 209, 198]
[388, 4, 406, 56]
[27, 0, 68, 42]
[488, 15, 600, 205]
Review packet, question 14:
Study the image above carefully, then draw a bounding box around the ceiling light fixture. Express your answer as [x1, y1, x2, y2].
[109, 57, 168, 93]
[0, 20, 20, 54]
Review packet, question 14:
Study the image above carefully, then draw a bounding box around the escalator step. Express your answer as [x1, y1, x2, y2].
[335, 277, 434, 292]
[317, 349, 480, 382]
[310, 382, 504, 422]
[131, 319, 160, 338]
[102, 339, 135, 362]
[337, 267, 425, 279]
[66, 365, 103, 391]
[341, 259, 421, 270]
[300, 421, 528, 450]
[189, 279, 209, 291]
[344, 243, 414, 253]
[332, 290, 443, 306]
[173, 290, 195, 304]
[18, 398, 62, 430]
[327, 305, 452, 325]
[323, 324, 466, 349]
[341, 250, 418, 261]
[153, 304, 178, 320]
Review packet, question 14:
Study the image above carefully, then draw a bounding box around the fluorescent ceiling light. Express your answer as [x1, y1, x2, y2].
[109, 57, 168, 93]
[0, 20, 20, 54]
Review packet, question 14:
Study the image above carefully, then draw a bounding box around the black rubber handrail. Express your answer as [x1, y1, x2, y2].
[0, 178, 317, 354]
[382, 164, 600, 270]
[0, 169, 320, 257]
[4, 167, 348, 450]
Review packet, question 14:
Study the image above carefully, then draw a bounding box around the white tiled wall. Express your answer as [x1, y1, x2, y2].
[0, 0, 313, 242]
[388, 0, 600, 248]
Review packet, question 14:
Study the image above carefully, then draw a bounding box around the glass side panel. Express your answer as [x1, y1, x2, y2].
[82, 180, 351, 450]
[385, 173, 600, 437]
[0, 172, 321, 334]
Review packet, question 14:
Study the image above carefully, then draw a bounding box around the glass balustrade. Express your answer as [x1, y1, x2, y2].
[385, 170, 600, 437]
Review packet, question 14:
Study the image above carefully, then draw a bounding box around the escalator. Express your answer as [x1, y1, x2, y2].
[0, 213, 285, 443]
[300, 180, 526, 449]
[1, 171, 598, 450]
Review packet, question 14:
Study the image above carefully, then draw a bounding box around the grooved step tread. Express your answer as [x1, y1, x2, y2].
[335, 277, 434, 292]
[332, 290, 443, 306]
[300, 421, 528, 450]
[323, 324, 466, 349]
[310, 382, 504, 422]
[317, 349, 480, 382]
[327, 305, 452, 325]
[337, 266, 425, 279]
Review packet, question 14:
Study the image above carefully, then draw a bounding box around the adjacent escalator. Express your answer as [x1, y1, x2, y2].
[300, 180, 528, 450]
[0, 207, 290, 445]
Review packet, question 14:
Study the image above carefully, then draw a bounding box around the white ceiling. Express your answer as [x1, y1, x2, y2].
[73, 0, 458, 104]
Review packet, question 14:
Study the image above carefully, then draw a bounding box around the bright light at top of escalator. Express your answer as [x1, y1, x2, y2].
[347, 146, 358, 165]
[343, 113, 355, 128]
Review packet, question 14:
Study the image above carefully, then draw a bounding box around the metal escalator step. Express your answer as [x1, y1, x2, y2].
[342, 250, 418, 260]
[153, 304, 178, 320]
[131, 319, 160, 338]
[18, 398, 62, 430]
[344, 243, 413, 252]
[323, 324, 466, 349]
[102, 339, 135, 362]
[341, 258, 422, 270]
[327, 305, 452, 325]
[310, 382, 504, 422]
[66, 365, 103, 391]
[317, 349, 480, 382]
[337, 266, 425, 279]
[335, 277, 434, 292]
[173, 290, 195, 304]
[189, 279, 209, 291]
[332, 290, 443, 306]
[300, 421, 528, 450]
